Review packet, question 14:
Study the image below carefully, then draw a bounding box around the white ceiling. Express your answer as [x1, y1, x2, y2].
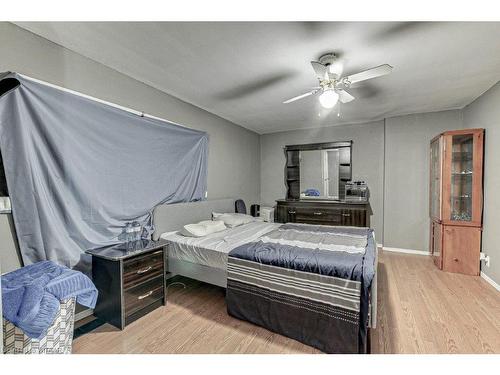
[14, 22, 500, 134]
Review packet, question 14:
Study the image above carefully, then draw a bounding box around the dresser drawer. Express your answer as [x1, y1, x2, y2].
[275, 201, 369, 227]
[294, 207, 342, 224]
[123, 250, 164, 289]
[340, 209, 367, 227]
[124, 275, 164, 318]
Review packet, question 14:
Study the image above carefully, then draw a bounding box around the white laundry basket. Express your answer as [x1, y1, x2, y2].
[2, 297, 76, 354]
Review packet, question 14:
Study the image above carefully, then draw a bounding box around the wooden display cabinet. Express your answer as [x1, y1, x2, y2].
[429, 129, 484, 275]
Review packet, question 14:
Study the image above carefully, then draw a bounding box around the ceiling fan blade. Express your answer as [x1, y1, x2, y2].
[283, 91, 316, 104]
[338, 90, 355, 103]
[310, 61, 328, 80]
[346, 64, 393, 84]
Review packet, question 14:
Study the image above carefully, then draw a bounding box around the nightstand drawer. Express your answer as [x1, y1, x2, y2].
[123, 250, 164, 289]
[124, 275, 164, 318]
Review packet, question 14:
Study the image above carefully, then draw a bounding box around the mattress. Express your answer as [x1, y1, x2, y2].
[160, 221, 281, 270]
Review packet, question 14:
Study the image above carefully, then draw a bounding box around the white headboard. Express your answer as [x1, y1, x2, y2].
[152, 198, 235, 240]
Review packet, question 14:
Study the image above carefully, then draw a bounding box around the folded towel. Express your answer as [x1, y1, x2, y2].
[1, 261, 98, 339]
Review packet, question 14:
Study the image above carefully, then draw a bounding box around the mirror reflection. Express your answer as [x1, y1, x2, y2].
[299, 149, 340, 200]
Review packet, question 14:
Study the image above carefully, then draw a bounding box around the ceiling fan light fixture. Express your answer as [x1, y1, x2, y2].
[283, 54, 392, 108]
[319, 89, 339, 109]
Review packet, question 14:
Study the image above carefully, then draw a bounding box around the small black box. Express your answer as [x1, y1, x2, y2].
[250, 204, 260, 217]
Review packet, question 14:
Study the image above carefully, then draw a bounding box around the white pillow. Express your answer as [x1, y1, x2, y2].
[180, 220, 227, 237]
[212, 212, 255, 228]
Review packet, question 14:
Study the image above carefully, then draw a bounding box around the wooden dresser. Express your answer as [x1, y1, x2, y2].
[275, 199, 369, 227]
[86, 239, 168, 330]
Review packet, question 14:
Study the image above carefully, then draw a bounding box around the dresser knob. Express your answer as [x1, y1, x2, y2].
[313, 212, 323, 215]
[453, 258, 459, 262]
[288, 210, 296, 214]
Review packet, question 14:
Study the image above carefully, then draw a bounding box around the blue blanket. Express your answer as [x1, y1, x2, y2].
[1, 261, 98, 339]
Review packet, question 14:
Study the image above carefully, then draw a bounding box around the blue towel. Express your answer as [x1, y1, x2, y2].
[304, 188, 321, 197]
[1, 261, 98, 339]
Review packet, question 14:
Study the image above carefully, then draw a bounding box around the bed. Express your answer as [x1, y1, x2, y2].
[153, 198, 378, 354]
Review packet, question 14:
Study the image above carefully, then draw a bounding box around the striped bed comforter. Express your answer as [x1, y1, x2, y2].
[226, 223, 377, 354]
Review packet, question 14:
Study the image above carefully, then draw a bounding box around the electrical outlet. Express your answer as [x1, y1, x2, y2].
[480, 253, 491, 267]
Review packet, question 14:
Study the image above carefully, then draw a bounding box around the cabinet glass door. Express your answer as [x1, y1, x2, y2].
[450, 134, 474, 221]
[430, 138, 441, 219]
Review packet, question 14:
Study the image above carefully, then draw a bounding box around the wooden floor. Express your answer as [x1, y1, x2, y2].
[372, 251, 500, 354]
[73, 251, 500, 354]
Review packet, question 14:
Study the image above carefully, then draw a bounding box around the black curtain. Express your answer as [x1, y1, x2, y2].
[0, 149, 8, 196]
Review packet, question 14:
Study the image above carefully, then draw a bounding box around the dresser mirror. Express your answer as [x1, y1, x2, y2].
[284, 141, 352, 201]
[299, 149, 341, 199]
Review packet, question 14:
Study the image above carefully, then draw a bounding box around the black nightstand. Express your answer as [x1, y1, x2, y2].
[85, 239, 168, 330]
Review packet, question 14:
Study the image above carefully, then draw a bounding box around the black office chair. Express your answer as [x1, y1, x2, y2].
[235, 199, 247, 214]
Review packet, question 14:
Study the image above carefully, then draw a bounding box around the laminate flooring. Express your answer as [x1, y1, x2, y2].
[73, 251, 500, 354]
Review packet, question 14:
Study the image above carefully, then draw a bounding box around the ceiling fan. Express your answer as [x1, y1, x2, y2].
[283, 53, 393, 109]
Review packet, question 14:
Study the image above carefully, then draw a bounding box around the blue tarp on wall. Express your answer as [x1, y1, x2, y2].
[0, 72, 208, 271]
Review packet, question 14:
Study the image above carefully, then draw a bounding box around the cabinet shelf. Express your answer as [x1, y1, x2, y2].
[452, 151, 473, 162]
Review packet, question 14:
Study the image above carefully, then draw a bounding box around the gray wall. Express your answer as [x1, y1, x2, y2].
[462, 82, 500, 285]
[383, 110, 464, 251]
[261, 121, 386, 242]
[0, 22, 260, 271]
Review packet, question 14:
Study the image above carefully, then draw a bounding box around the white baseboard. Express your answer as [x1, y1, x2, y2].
[481, 272, 500, 292]
[382, 246, 430, 256]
